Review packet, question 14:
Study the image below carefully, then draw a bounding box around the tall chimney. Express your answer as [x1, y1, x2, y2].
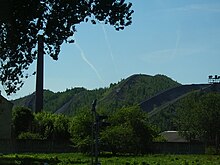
[35, 35, 44, 113]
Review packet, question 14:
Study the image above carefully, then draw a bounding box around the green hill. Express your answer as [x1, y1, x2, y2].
[148, 83, 220, 132]
[13, 87, 107, 114]
[13, 74, 180, 115]
[12, 75, 220, 137]
[98, 74, 180, 112]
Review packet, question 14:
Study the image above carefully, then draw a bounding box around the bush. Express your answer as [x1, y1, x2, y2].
[101, 106, 156, 154]
[33, 112, 70, 141]
[205, 146, 218, 155]
[18, 132, 43, 140]
[153, 135, 167, 142]
[12, 106, 34, 137]
[69, 109, 93, 153]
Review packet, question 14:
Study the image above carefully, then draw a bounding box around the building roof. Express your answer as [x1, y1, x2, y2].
[160, 131, 188, 142]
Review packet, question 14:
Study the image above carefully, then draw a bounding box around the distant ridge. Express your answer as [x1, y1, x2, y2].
[13, 74, 220, 133]
[98, 74, 180, 112]
[13, 74, 180, 115]
[140, 84, 211, 114]
[148, 83, 220, 132]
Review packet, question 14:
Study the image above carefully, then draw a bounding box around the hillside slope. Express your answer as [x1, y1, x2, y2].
[148, 83, 220, 132]
[140, 84, 210, 114]
[98, 74, 180, 112]
[13, 74, 180, 115]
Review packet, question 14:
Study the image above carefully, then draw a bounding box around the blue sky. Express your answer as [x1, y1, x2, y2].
[1, 0, 220, 99]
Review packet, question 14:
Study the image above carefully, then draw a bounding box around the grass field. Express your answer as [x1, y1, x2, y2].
[0, 153, 220, 165]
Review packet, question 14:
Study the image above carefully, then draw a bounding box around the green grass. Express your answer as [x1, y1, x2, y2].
[0, 153, 220, 165]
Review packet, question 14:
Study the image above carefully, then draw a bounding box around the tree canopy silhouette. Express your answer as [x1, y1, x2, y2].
[0, 0, 133, 95]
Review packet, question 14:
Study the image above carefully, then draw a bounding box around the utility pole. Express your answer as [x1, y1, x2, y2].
[91, 100, 95, 165]
[91, 100, 110, 165]
[91, 99, 100, 165]
[35, 35, 44, 113]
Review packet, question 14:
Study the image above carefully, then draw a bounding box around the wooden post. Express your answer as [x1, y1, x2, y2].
[91, 99, 100, 165]
[35, 35, 44, 113]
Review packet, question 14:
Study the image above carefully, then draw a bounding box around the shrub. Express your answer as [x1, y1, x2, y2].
[18, 132, 43, 140]
[205, 146, 218, 155]
[12, 106, 34, 137]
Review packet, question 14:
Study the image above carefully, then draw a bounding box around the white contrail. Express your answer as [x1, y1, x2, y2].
[75, 42, 104, 83]
[101, 24, 118, 75]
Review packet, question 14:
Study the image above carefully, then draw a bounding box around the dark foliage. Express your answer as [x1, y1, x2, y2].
[0, 0, 133, 95]
[12, 108, 71, 140]
[176, 92, 220, 146]
[150, 89, 220, 150]
[12, 106, 34, 137]
[69, 106, 157, 154]
[33, 112, 71, 141]
[101, 106, 156, 154]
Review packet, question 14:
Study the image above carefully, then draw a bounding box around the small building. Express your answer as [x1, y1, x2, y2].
[0, 93, 13, 139]
[160, 131, 187, 142]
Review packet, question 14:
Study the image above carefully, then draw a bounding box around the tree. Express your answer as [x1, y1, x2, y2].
[176, 92, 220, 149]
[68, 105, 156, 154]
[0, 0, 133, 95]
[68, 109, 93, 152]
[33, 112, 70, 140]
[198, 93, 220, 149]
[100, 124, 134, 155]
[176, 92, 201, 141]
[101, 106, 156, 154]
[12, 106, 34, 137]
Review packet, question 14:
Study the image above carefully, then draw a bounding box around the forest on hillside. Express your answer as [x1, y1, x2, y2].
[12, 74, 220, 153]
[13, 74, 180, 115]
[12, 90, 220, 154]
